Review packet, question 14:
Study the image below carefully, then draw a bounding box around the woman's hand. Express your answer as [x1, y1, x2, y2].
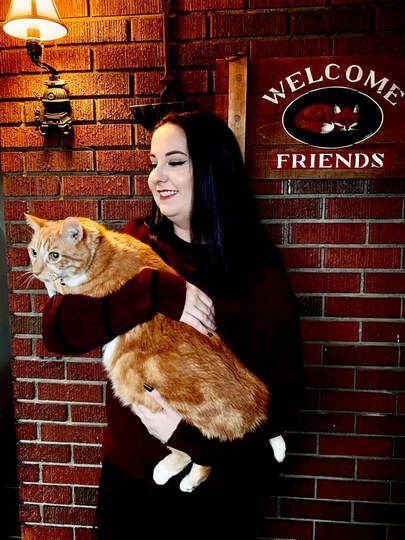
[180, 281, 216, 336]
[133, 387, 182, 443]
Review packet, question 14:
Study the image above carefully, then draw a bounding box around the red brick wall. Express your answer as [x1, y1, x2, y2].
[1, 1, 404, 539]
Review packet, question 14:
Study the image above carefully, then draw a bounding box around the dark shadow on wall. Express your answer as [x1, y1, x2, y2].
[0, 191, 20, 539]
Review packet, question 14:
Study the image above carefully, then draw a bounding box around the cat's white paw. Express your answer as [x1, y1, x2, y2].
[179, 474, 196, 493]
[153, 451, 191, 486]
[320, 122, 335, 134]
[269, 435, 286, 463]
[153, 460, 174, 485]
[179, 463, 211, 493]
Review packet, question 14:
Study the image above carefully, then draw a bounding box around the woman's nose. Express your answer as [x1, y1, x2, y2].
[151, 164, 168, 183]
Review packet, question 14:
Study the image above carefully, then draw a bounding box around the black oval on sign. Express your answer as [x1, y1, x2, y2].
[282, 86, 383, 149]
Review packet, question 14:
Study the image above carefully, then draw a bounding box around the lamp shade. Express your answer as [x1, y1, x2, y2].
[3, 0, 67, 41]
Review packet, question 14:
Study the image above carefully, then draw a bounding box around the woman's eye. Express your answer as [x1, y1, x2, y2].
[31, 248, 37, 257]
[169, 161, 186, 167]
[149, 160, 186, 169]
[49, 251, 60, 261]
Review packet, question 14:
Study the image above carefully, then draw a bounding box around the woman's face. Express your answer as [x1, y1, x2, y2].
[148, 122, 193, 237]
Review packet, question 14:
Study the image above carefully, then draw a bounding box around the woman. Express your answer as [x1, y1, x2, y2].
[42, 111, 303, 539]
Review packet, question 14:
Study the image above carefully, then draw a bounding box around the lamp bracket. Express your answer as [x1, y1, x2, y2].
[27, 40, 59, 77]
[160, 0, 183, 103]
[131, 0, 199, 131]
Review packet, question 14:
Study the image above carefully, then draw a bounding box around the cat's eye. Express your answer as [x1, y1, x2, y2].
[48, 251, 60, 261]
[30, 248, 37, 257]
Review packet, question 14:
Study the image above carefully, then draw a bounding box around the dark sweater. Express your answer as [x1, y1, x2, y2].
[42, 218, 303, 482]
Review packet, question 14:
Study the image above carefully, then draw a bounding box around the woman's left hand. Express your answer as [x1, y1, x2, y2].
[132, 387, 182, 443]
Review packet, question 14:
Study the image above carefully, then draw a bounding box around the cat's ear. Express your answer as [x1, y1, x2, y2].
[61, 217, 84, 244]
[25, 213, 47, 232]
[353, 104, 359, 113]
[334, 104, 342, 114]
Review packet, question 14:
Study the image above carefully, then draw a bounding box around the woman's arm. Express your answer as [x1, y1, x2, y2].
[42, 268, 187, 355]
[137, 267, 304, 462]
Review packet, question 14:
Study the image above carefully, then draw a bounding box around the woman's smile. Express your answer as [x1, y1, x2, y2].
[158, 189, 179, 200]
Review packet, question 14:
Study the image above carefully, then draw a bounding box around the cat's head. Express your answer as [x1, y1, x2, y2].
[333, 104, 359, 132]
[25, 214, 102, 294]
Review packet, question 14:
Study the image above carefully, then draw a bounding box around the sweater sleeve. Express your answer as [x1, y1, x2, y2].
[166, 422, 217, 465]
[42, 268, 186, 355]
[251, 271, 304, 438]
[263, 309, 304, 437]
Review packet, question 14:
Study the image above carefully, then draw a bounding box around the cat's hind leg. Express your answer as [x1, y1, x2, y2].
[269, 434, 286, 463]
[153, 447, 191, 485]
[179, 463, 212, 493]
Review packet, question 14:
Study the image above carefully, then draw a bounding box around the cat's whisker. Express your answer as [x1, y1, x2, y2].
[19, 270, 44, 290]
[19, 271, 36, 287]
[26, 274, 38, 287]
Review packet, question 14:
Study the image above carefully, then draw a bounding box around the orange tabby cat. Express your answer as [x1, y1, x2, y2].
[26, 214, 271, 492]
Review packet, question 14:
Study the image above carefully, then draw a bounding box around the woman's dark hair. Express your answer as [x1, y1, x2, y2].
[149, 110, 283, 280]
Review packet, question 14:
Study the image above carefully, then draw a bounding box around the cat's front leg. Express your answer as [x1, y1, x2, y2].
[153, 447, 191, 485]
[269, 434, 286, 463]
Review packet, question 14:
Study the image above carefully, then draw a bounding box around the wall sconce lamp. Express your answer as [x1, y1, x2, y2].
[3, 0, 72, 136]
[130, 0, 198, 131]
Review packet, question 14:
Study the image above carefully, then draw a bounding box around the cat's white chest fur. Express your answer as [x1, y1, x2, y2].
[102, 336, 119, 370]
[45, 274, 88, 297]
[63, 273, 88, 287]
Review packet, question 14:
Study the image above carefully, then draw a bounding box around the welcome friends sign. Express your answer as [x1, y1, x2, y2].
[216, 56, 405, 179]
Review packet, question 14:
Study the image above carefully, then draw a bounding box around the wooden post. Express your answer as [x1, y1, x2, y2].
[227, 54, 248, 160]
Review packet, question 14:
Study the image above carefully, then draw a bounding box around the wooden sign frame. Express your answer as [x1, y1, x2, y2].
[227, 54, 248, 160]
